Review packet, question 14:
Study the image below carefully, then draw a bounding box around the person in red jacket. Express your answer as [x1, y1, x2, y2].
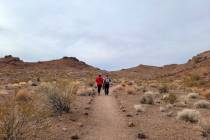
[96, 75, 104, 95]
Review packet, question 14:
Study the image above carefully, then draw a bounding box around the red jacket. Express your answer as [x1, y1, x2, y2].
[96, 76, 104, 86]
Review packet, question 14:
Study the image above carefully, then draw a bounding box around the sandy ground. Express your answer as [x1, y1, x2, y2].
[84, 95, 134, 140]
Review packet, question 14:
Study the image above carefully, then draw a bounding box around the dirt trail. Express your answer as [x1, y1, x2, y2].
[84, 95, 134, 140]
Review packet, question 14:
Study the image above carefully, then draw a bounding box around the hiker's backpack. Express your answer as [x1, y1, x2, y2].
[104, 78, 111, 84]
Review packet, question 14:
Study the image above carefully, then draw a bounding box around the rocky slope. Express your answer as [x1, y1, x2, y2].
[114, 50, 210, 81]
[0, 55, 101, 84]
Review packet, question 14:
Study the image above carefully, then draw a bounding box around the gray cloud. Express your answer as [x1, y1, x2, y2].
[0, 0, 210, 70]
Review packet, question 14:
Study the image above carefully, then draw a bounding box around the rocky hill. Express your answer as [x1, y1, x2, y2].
[114, 50, 210, 82]
[0, 55, 101, 84]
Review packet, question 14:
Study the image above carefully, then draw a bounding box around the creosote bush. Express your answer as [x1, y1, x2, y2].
[42, 80, 78, 115]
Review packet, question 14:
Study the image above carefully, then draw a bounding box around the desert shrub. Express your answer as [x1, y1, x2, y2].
[15, 89, 32, 102]
[194, 100, 209, 109]
[113, 85, 124, 93]
[177, 109, 200, 123]
[163, 93, 177, 104]
[187, 93, 199, 99]
[184, 74, 204, 87]
[42, 81, 78, 115]
[77, 87, 95, 96]
[0, 97, 49, 140]
[203, 89, 210, 100]
[126, 87, 136, 95]
[159, 84, 169, 94]
[140, 95, 154, 105]
[199, 120, 210, 137]
[134, 104, 145, 112]
[86, 79, 94, 87]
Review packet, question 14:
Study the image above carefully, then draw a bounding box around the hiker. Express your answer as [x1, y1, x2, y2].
[96, 75, 104, 95]
[103, 75, 111, 96]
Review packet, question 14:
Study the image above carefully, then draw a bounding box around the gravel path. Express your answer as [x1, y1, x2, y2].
[84, 95, 134, 140]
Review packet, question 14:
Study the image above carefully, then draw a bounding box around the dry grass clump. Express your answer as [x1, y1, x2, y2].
[0, 97, 49, 140]
[77, 87, 95, 96]
[140, 95, 154, 105]
[177, 109, 200, 123]
[199, 120, 210, 137]
[41, 80, 78, 115]
[85, 78, 95, 87]
[202, 89, 210, 100]
[184, 73, 204, 87]
[134, 104, 145, 112]
[16, 89, 32, 102]
[163, 93, 177, 104]
[187, 93, 199, 99]
[194, 100, 209, 109]
[126, 87, 136, 95]
[112, 85, 124, 93]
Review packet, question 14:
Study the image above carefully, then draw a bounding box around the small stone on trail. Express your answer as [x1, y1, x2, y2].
[84, 112, 89, 116]
[85, 107, 90, 110]
[78, 122, 84, 127]
[126, 114, 133, 117]
[166, 111, 173, 117]
[137, 132, 147, 139]
[122, 109, 126, 112]
[120, 105, 125, 110]
[128, 122, 135, 127]
[62, 127, 67, 132]
[71, 135, 80, 139]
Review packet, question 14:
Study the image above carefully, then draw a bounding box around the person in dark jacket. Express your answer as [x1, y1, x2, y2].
[103, 75, 111, 96]
[95, 75, 104, 95]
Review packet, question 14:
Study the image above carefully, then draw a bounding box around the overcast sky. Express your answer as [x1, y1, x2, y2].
[0, 0, 210, 70]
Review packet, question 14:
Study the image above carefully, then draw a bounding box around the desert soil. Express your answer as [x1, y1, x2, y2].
[84, 95, 134, 140]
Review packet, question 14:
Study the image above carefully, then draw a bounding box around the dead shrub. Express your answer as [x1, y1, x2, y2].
[159, 84, 169, 94]
[202, 89, 210, 100]
[187, 93, 199, 99]
[163, 93, 177, 104]
[194, 100, 209, 109]
[177, 109, 200, 123]
[140, 95, 154, 105]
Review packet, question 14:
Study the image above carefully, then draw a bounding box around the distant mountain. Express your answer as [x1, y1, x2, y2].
[114, 50, 210, 81]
